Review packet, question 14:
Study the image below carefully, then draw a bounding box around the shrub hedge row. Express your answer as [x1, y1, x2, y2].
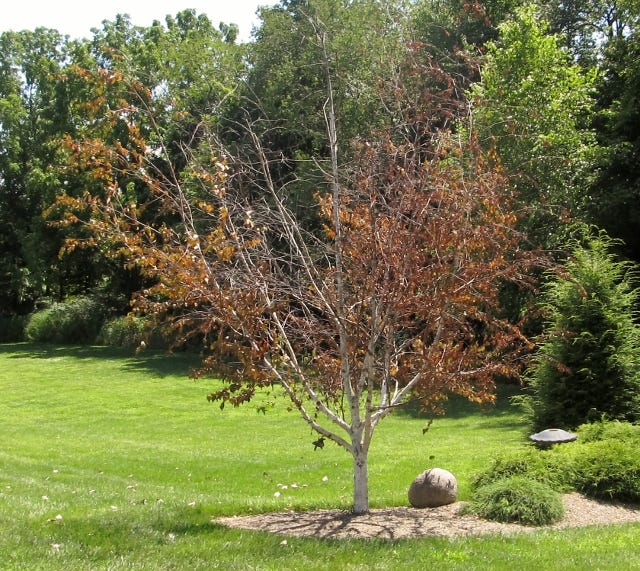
[467, 420, 640, 525]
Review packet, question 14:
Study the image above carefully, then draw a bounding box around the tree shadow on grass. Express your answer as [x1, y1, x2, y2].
[42, 508, 226, 555]
[121, 350, 201, 378]
[397, 383, 524, 420]
[0, 342, 200, 378]
[1, 343, 526, 416]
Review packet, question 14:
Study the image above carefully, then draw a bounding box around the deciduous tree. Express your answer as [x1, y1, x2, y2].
[469, 6, 596, 250]
[0, 29, 97, 311]
[587, 6, 640, 262]
[55, 35, 542, 514]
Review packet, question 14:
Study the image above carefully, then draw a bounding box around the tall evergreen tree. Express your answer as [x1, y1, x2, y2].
[522, 230, 640, 431]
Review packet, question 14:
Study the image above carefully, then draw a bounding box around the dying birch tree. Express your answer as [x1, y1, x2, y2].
[54, 22, 543, 513]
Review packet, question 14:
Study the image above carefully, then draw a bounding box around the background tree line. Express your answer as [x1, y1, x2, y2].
[1, 0, 638, 326]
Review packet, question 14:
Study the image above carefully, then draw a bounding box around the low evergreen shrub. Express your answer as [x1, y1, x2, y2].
[576, 419, 640, 444]
[471, 448, 575, 492]
[573, 439, 640, 502]
[472, 420, 640, 503]
[465, 476, 564, 526]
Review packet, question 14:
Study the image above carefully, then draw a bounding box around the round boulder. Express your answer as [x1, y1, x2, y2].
[408, 468, 458, 508]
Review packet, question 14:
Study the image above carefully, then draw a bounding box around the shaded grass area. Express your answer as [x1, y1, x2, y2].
[1, 343, 638, 570]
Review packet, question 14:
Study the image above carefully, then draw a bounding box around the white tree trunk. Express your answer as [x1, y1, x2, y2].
[352, 443, 369, 514]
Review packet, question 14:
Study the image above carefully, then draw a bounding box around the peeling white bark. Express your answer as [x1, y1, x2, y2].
[352, 444, 369, 515]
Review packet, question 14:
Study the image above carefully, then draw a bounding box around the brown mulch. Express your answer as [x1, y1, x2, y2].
[215, 493, 640, 540]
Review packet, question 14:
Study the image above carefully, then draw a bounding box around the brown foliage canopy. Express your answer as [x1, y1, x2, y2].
[53, 56, 542, 451]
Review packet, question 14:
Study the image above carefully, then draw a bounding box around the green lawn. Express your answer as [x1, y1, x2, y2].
[1, 343, 638, 570]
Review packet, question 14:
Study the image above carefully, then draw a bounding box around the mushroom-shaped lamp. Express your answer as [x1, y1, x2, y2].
[529, 428, 577, 447]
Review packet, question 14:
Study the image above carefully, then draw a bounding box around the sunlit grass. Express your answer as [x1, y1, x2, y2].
[1, 343, 638, 570]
